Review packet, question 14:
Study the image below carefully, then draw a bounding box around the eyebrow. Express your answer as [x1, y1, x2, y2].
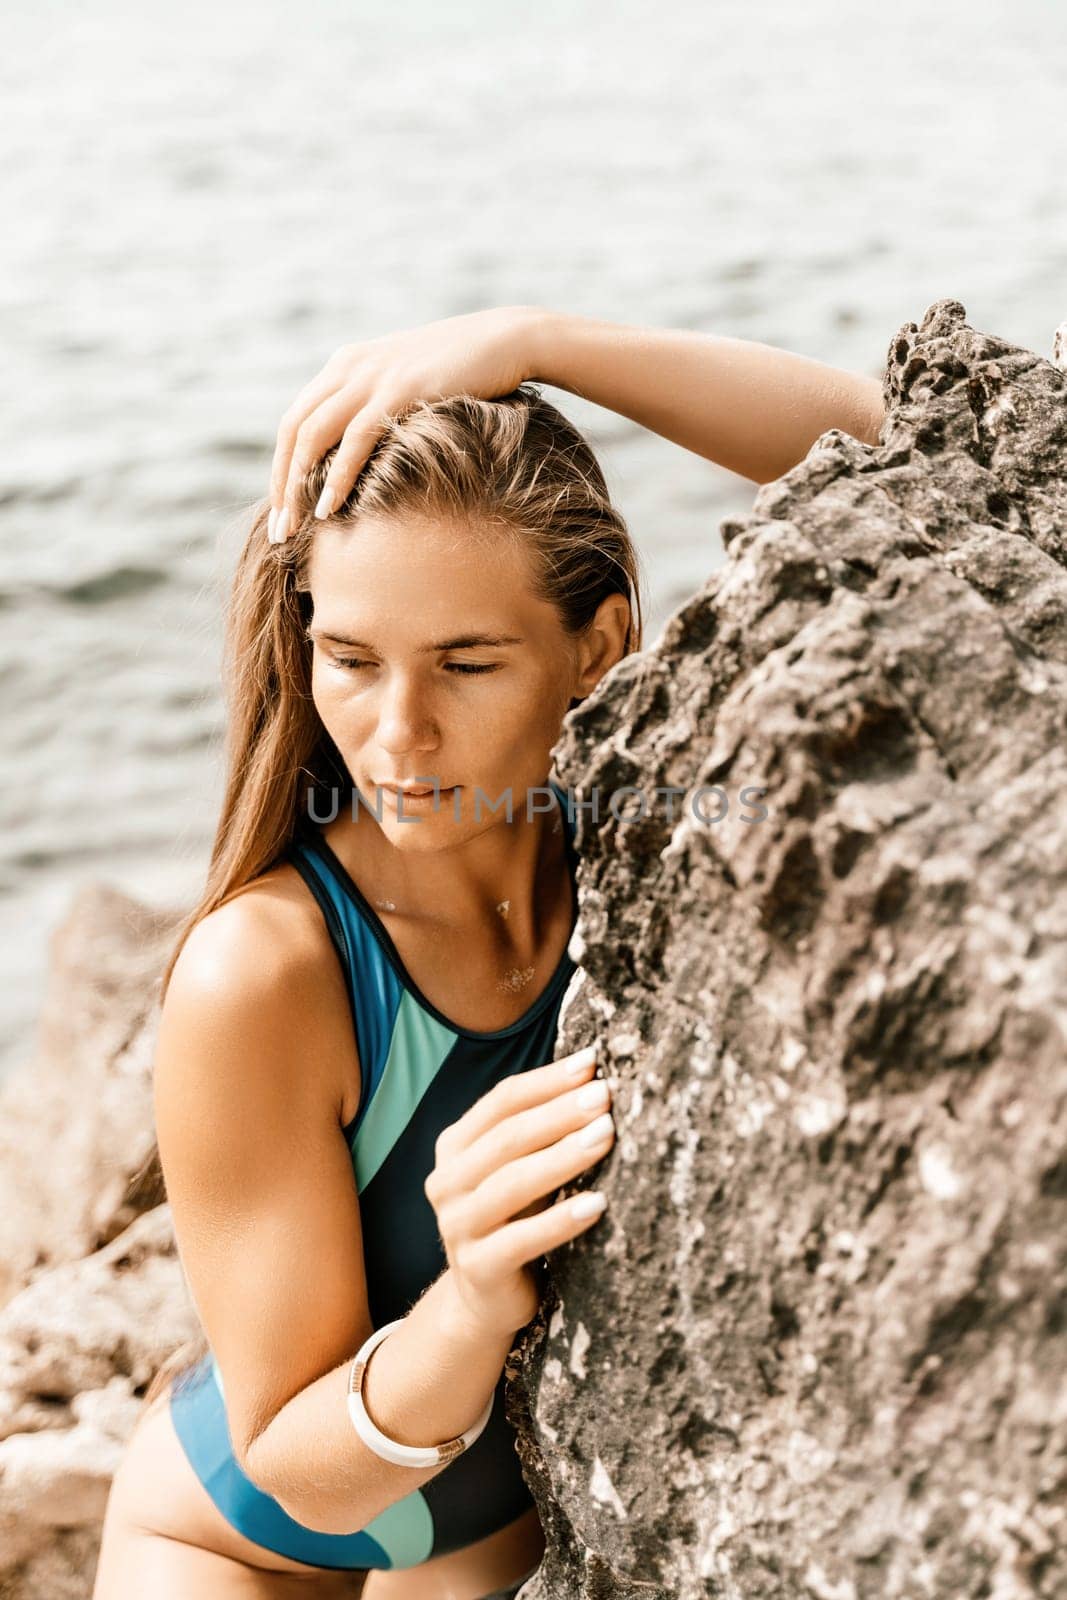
[306, 627, 526, 653]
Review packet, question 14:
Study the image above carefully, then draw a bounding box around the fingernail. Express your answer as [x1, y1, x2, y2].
[578, 1112, 614, 1148]
[571, 1191, 607, 1219]
[314, 486, 335, 520]
[267, 507, 278, 541]
[275, 506, 291, 541]
[565, 1044, 598, 1076]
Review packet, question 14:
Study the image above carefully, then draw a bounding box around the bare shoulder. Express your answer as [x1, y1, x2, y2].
[161, 861, 361, 1133]
[177, 859, 331, 969]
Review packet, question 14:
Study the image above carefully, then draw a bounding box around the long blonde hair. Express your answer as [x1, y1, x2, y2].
[139, 383, 645, 1406]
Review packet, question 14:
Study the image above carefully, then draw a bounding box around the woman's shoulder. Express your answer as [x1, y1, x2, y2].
[177, 861, 334, 986]
[163, 863, 360, 1118]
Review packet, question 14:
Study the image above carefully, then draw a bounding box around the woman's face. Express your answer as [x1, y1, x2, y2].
[306, 513, 589, 846]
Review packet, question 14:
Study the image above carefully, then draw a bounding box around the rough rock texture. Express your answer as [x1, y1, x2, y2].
[0, 883, 177, 1301]
[0, 887, 197, 1598]
[0, 1209, 199, 1596]
[507, 301, 1067, 1600]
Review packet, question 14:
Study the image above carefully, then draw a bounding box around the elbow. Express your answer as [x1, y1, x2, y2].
[282, 1501, 369, 1538]
[856, 377, 887, 446]
[239, 1441, 366, 1536]
[280, 1494, 361, 1537]
[275, 1497, 349, 1536]
[236, 1438, 301, 1524]
[236, 1436, 281, 1503]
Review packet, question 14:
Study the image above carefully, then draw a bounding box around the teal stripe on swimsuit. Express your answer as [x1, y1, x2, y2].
[349, 989, 456, 1194]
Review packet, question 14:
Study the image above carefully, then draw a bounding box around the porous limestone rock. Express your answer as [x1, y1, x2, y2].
[508, 301, 1067, 1600]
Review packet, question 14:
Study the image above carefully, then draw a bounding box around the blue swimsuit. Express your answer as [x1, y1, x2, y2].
[169, 780, 579, 1572]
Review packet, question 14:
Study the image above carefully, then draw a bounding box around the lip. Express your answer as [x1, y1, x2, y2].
[378, 783, 457, 798]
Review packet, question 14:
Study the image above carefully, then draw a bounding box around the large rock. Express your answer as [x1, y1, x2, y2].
[508, 301, 1067, 1600]
[0, 1207, 199, 1595]
[0, 886, 193, 1597]
[0, 883, 176, 1304]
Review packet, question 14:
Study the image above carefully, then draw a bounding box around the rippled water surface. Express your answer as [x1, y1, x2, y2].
[3, 0, 1065, 1078]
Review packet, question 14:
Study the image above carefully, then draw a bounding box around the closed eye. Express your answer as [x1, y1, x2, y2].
[331, 656, 500, 676]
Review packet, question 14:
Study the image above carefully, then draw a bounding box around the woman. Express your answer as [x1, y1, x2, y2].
[92, 307, 884, 1600]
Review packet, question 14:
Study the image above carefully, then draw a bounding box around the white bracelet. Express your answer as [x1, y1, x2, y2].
[346, 1318, 496, 1468]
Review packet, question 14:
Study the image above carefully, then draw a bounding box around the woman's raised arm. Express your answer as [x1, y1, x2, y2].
[524, 310, 886, 487]
[268, 305, 885, 539]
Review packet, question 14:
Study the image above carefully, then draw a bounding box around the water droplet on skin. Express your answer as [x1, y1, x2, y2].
[374, 898, 398, 912]
[497, 965, 536, 995]
[496, 899, 510, 919]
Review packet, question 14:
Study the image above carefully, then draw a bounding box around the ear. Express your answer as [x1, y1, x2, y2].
[574, 593, 631, 698]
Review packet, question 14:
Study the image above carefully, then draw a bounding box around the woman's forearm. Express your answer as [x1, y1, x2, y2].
[520, 307, 886, 485]
[244, 1268, 515, 1536]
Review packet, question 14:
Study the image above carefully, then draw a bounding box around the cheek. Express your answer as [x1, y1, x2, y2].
[526, 671, 574, 728]
[491, 680, 570, 760]
[310, 663, 351, 733]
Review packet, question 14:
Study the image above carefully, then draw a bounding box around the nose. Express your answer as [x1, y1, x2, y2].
[375, 670, 441, 757]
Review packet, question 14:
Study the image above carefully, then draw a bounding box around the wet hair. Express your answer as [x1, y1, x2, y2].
[137, 383, 645, 1406]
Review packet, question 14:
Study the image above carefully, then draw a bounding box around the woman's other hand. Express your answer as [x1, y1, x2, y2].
[424, 1042, 615, 1339]
[268, 304, 545, 540]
